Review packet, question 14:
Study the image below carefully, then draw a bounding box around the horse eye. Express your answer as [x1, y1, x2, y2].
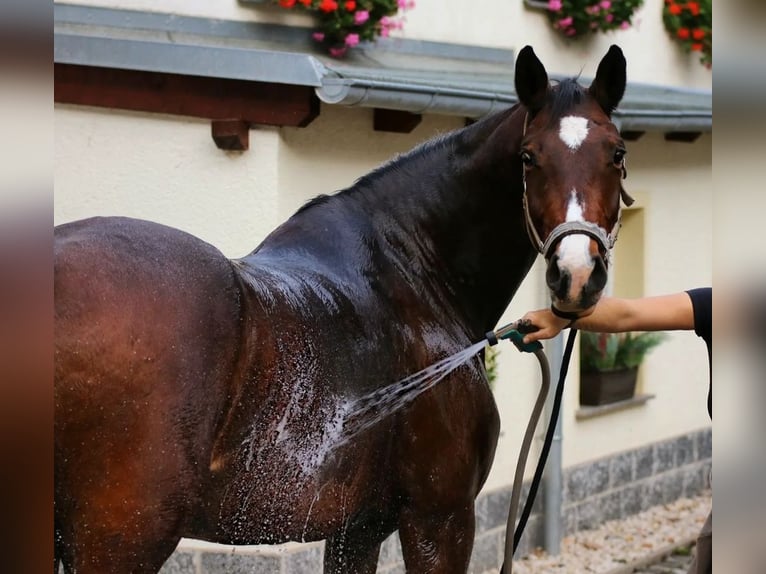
[520, 151, 535, 167]
[613, 149, 626, 165]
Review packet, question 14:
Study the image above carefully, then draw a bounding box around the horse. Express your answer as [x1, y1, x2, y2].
[54, 45, 631, 573]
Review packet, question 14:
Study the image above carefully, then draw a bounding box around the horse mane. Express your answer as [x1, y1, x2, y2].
[290, 135, 456, 219]
[292, 109, 515, 218]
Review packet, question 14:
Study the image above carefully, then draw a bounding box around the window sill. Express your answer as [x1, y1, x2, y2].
[575, 393, 655, 421]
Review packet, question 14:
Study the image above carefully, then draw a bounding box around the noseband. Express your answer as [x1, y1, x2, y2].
[522, 193, 620, 261]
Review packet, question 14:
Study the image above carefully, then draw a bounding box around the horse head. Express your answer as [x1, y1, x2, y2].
[514, 45, 634, 318]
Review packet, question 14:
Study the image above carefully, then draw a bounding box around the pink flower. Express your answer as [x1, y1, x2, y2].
[381, 27, 390, 37]
[605, 13, 614, 22]
[354, 9, 369, 24]
[345, 33, 360, 46]
[586, 4, 600, 14]
[619, 21, 630, 29]
[565, 27, 577, 36]
[548, 0, 563, 10]
[558, 16, 573, 27]
[312, 32, 325, 42]
[397, 0, 407, 7]
[329, 46, 348, 57]
[406, 0, 415, 8]
[599, 0, 611, 8]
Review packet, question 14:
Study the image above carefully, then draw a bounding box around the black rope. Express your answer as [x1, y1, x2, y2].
[500, 328, 578, 572]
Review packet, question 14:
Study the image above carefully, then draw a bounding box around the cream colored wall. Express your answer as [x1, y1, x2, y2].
[55, 105, 280, 257]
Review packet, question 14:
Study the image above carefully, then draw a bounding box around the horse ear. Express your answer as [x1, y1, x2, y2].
[588, 45, 626, 116]
[515, 45, 549, 114]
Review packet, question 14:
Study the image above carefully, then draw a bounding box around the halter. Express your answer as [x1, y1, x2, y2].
[520, 113, 625, 262]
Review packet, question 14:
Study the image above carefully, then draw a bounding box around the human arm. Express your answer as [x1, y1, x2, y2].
[520, 292, 696, 344]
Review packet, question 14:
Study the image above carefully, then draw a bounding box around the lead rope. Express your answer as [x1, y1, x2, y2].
[491, 327, 578, 574]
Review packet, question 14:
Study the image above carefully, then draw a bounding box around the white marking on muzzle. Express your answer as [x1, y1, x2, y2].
[559, 116, 589, 150]
[556, 191, 594, 298]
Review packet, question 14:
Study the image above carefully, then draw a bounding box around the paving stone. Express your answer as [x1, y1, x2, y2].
[283, 545, 322, 573]
[566, 459, 609, 503]
[635, 445, 654, 480]
[475, 487, 512, 532]
[598, 490, 623, 522]
[674, 434, 696, 467]
[654, 441, 676, 474]
[610, 451, 635, 488]
[696, 429, 712, 461]
[468, 530, 502, 573]
[682, 464, 705, 498]
[159, 551, 196, 574]
[200, 551, 280, 574]
[378, 533, 402, 567]
[620, 483, 644, 517]
[574, 499, 603, 532]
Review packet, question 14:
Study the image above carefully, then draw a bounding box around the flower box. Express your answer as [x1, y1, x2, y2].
[580, 367, 638, 406]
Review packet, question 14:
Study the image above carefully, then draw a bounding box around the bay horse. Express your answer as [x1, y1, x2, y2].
[54, 45, 632, 573]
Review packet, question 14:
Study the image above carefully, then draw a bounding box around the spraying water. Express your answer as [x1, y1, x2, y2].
[333, 340, 488, 449]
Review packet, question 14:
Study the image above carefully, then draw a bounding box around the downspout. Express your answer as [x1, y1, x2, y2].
[543, 329, 565, 555]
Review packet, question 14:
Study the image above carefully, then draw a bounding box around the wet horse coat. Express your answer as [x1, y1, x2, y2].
[54, 46, 629, 573]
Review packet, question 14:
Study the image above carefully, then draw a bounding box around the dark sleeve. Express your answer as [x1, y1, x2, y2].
[687, 288, 711, 346]
[686, 287, 712, 417]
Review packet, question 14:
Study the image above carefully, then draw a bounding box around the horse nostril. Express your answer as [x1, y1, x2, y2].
[546, 255, 570, 299]
[585, 255, 608, 296]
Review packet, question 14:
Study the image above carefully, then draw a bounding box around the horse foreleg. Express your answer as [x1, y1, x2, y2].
[323, 522, 391, 574]
[398, 503, 475, 573]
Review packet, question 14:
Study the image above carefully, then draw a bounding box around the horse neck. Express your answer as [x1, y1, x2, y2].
[348, 105, 538, 336]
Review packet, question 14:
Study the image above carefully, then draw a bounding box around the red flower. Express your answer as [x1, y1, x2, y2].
[345, 0, 356, 10]
[279, 0, 297, 7]
[298, 0, 312, 5]
[691, 43, 703, 51]
[668, 4, 682, 14]
[318, 0, 338, 12]
[676, 27, 690, 39]
[686, 1, 700, 15]
[692, 28, 705, 40]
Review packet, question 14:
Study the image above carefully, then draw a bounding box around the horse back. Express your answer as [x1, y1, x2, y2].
[54, 217, 245, 548]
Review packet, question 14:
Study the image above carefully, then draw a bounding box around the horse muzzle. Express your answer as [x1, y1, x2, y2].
[546, 250, 607, 316]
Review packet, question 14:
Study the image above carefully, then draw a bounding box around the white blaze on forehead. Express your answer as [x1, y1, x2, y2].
[559, 116, 590, 150]
[557, 190, 593, 270]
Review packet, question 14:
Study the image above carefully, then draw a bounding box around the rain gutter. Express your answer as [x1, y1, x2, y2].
[316, 77, 712, 132]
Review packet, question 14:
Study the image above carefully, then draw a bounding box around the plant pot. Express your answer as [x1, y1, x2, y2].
[579, 367, 638, 406]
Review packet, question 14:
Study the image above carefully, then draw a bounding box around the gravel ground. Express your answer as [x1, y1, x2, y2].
[493, 491, 711, 574]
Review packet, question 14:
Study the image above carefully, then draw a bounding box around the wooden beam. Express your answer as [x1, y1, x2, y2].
[211, 120, 250, 151]
[619, 130, 645, 142]
[54, 64, 320, 128]
[664, 131, 702, 143]
[373, 108, 422, 134]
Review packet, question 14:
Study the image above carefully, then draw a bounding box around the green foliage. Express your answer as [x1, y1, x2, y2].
[484, 345, 499, 390]
[662, 0, 712, 68]
[580, 331, 667, 372]
[274, 0, 410, 57]
[544, 0, 645, 39]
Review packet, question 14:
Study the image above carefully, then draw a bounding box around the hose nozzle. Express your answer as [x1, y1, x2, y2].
[486, 320, 542, 353]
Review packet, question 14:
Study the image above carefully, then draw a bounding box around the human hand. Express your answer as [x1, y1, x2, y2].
[518, 309, 572, 344]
